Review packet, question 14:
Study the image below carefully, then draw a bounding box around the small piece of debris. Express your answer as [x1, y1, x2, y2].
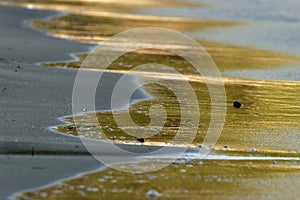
[145, 189, 161, 199]
[136, 138, 145, 143]
[198, 144, 206, 148]
[233, 101, 242, 108]
[119, 136, 126, 140]
[249, 148, 258, 153]
[224, 145, 230, 149]
[107, 128, 113, 132]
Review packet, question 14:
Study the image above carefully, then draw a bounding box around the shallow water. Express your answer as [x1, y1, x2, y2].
[138, 0, 300, 80]
[16, 157, 300, 200]
[139, 0, 300, 55]
[3, 0, 300, 199]
[57, 75, 300, 154]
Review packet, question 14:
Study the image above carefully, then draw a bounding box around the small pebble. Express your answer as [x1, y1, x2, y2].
[136, 138, 145, 143]
[119, 136, 126, 140]
[249, 148, 258, 152]
[233, 101, 242, 108]
[107, 128, 113, 132]
[145, 189, 161, 199]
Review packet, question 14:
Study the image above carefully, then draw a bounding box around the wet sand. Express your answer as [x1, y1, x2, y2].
[16, 158, 300, 200]
[1, 1, 300, 200]
[0, 5, 97, 199]
[0, 5, 160, 199]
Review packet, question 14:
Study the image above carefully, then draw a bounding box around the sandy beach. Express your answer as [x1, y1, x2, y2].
[0, 4, 163, 199]
[0, 1, 300, 199]
[0, 5, 97, 198]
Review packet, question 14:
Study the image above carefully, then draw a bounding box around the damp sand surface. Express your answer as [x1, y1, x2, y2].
[0, 0, 300, 199]
[15, 157, 300, 200]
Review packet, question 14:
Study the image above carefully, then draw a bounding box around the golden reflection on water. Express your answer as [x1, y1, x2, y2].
[2, 0, 300, 199]
[1, 0, 201, 12]
[42, 46, 297, 72]
[57, 69, 300, 153]
[2, 0, 296, 70]
[17, 159, 300, 200]
[30, 13, 234, 44]
[5, 0, 299, 163]
[51, 48, 299, 154]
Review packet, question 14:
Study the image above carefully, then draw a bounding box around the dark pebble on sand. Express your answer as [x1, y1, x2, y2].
[233, 101, 242, 108]
[136, 138, 145, 143]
